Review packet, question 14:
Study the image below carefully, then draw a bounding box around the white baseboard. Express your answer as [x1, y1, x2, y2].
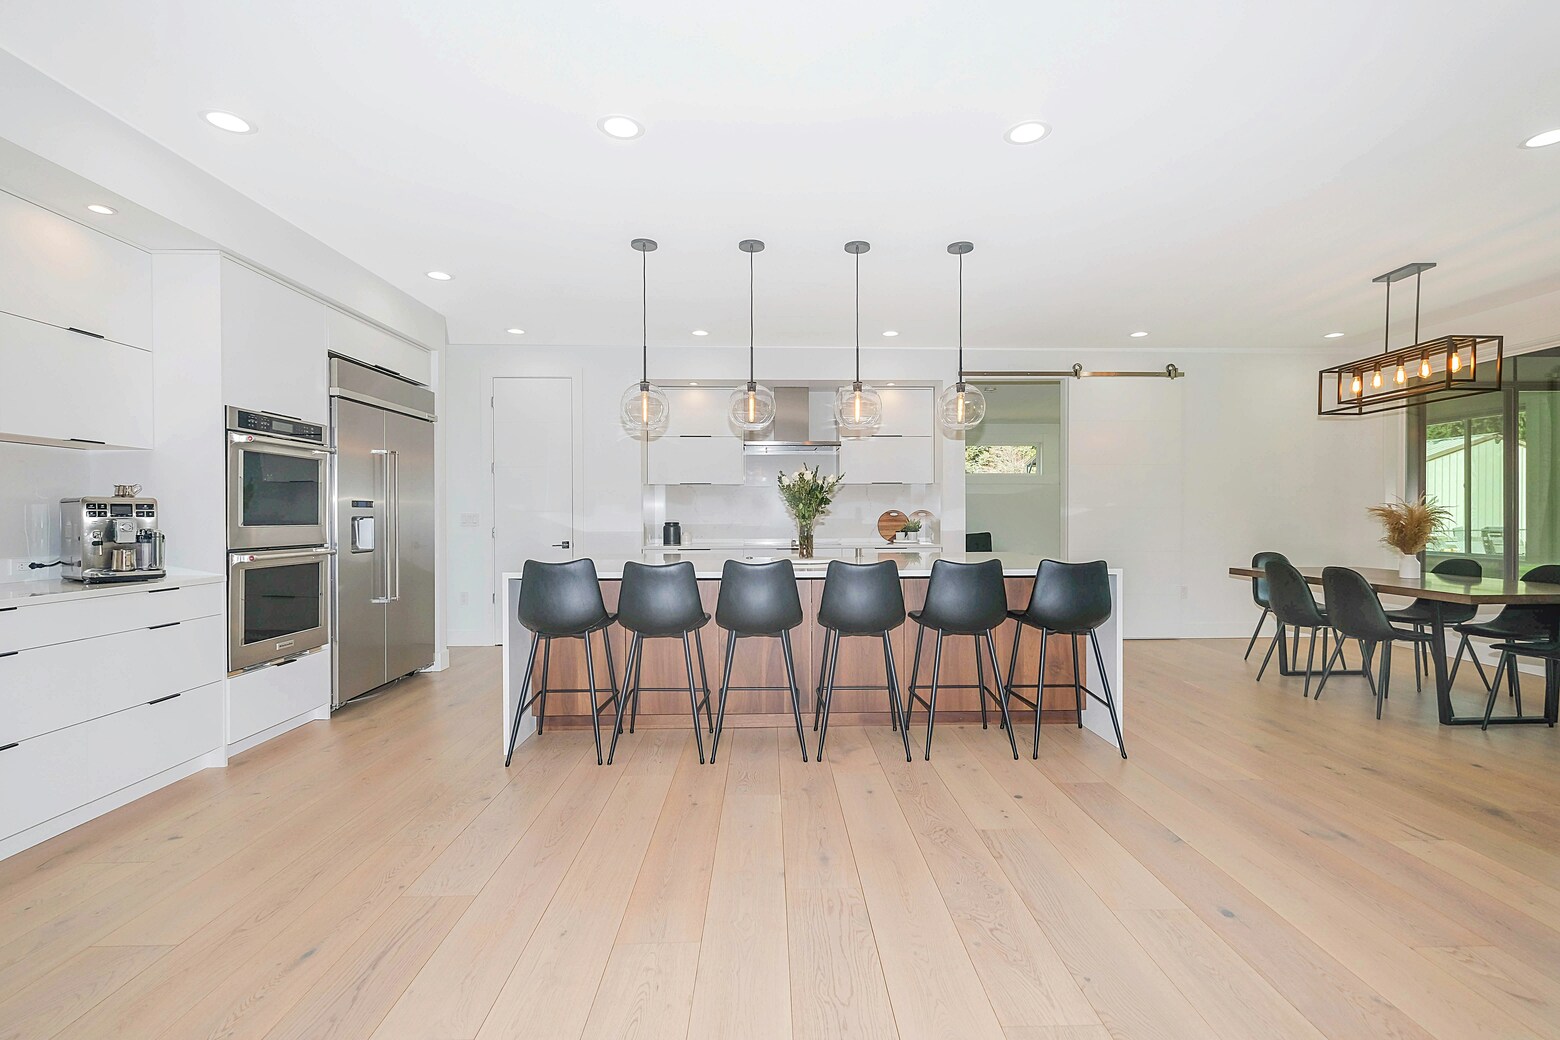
[0, 747, 225, 861]
[424, 648, 451, 672]
[225, 708, 325, 757]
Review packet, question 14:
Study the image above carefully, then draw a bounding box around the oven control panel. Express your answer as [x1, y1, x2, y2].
[227, 407, 326, 445]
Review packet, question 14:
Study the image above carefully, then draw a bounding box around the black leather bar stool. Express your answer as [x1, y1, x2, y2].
[1385, 557, 1480, 687]
[1004, 559, 1125, 760]
[904, 559, 1018, 760]
[506, 559, 620, 767]
[711, 560, 809, 762]
[1316, 566, 1434, 718]
[812, 560, 912, 762]
[1245, 551, 1288, 660]
[607, 561, 714, 765]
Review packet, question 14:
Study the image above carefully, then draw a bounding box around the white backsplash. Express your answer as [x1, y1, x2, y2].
[0, 443, 92, 583]
[655, 474, 940, 546]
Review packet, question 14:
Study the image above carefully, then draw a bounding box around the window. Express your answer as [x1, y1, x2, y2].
[965, 444, 1040, 475]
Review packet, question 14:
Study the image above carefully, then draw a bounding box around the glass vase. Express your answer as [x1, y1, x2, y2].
[796, 522, 815, 559]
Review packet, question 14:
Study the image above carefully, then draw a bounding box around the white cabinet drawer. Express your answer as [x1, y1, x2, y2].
[326, 309, 431, 386]
[646, 436, 745, 485]
[0, 190, 152, 349]
[0, 680, 222, 840]
[228, 647, 331, 743]
[838, 435, 934, 484]
[0, 310, 153, 449]
[1, 614, 225, 745]
[0, 582, 224, 655]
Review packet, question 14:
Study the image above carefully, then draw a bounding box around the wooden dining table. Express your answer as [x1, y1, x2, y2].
[1228, 564, 1560, 727]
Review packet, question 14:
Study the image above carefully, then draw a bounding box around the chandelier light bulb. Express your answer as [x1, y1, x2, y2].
[1395, 363, 1406, 385]
[1419, 356, 1431, 379]
[1372, 369, 1383, 389]
[1350, 374, 1363, 396]
[1449, 350, 1462, 373]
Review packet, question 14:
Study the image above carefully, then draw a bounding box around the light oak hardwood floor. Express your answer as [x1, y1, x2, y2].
[3, 639, 1559, 1039]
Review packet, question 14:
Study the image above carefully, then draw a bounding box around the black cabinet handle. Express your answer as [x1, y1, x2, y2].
[148, 621, 181, 630]
[67, 437, 107, 445]
[145, 587, 181, 594]
[0, 650, 18, 659]
[148, 693, 182, 706]
[0, 742, 18, 753]
[0, 606, 17, 613]
[67, 326, 105, 339]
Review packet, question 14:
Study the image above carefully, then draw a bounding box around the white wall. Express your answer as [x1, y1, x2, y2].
[0, 443, 91, 581]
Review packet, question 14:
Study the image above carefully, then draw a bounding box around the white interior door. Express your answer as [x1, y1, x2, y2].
[492, 376, 575, 633]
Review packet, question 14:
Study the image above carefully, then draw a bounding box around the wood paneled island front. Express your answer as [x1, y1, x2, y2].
[500, 552, 1124, 755]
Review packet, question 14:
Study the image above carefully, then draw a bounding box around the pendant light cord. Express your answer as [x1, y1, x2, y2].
[748, 248, 756, 385]
[641, 246, 649, 383]
[854, 251, 861, 384]
[957, 250, 965, 382]
[1413, 269, 1421, 343]
[1382, 274, 1392, 356]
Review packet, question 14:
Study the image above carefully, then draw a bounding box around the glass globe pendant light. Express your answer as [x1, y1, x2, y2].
[619, 238, 670, 434]
[835, 240, 884, 433]
[937, 241, 986, 431]
[728, 239, 776, 431]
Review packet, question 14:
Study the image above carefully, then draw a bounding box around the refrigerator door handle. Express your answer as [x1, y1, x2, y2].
[371, 449, 391, 603]
[390, 449, 402, 601]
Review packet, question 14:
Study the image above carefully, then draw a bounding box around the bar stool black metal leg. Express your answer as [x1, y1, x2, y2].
[1070, 633, 1084, 728]
[695, 629, 715, 733]
[536, 638, 553, 735]
[813, 629, 832, 732]
[682, 633, 707, 764]
[606, 634, 640, 765]
[1032, 625, 1049, 759]
[1088, 628, 1127, 758]
[603, 631, 621, 727]
[583, 630, 604, 765]
[882, 631, 911, 762]
[975, 635, 989, 730]
[505, 637, 540, 767]
[711, 632, 738, 763]
[923, 631, 944, 760]
[984, 630, 1019, 759]
[1244, 607, 1270, 660]
[780, 630, 808, 762]
[1006, 623, 1023, 707]
[630, 637, 645, 733]
[905, 624, 925, 729]
[817, 632, 843, 760]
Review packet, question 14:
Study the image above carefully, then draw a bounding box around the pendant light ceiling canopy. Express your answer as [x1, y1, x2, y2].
[835, 240, 884, 434]
[1317, 262, 1503, 416]
[619, 237, 670, 434]
[937, 240, 986, 431]
[728, 239, 777, 431]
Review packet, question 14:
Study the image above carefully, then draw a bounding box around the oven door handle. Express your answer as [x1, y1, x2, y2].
[229, 547, 336, 565]
[229, 431, 332, 453]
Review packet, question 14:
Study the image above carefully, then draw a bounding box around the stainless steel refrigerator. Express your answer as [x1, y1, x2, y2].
[329, 356, 436, 708]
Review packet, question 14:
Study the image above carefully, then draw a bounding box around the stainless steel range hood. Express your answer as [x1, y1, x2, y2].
[742, 386, 839, 454]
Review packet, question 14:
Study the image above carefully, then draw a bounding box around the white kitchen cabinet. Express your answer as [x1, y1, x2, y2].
[646, 435, 745, 485]
[0, 581, 223, 655]
[326, 309, 432, 386]
[876, 387, 934, 437]
[221, 259, 329, 424]
[838, 435, 935, 484]
[227, 647, 331, 745]
[0, 309, 153, 448]
[661, 386, 738, 437]
[0, 189, 152, 349]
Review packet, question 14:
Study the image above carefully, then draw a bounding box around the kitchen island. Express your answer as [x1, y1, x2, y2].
[499, 551, 1123, 757]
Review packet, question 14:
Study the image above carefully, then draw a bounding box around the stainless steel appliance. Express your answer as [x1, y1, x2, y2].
[226, 407, 331, 550]
[228, 546, 332, 671]
[330, 357, 436, 708]
[60, 495, 167, 583]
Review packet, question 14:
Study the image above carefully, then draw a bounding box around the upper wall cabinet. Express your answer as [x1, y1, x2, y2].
[220, 259, 329, 425]
[660, 386, 739, 437]
[326, 310, 432, 387]
[0, 190, 152, 349]
[0, 311, 152, 448]
[875, 387, 934, 437]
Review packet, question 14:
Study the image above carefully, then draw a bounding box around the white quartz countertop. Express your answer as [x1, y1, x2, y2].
[505, 552, 1119, 581]
[0, 568, 224, 607]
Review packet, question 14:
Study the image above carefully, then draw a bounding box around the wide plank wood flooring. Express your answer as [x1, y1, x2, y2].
[3, 638, 1560, 1039]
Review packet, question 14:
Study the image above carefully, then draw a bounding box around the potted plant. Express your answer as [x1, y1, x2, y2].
[1368, 496, 1452, 579]
[777, 465, 843, 559]
[900, 518, 922, 543]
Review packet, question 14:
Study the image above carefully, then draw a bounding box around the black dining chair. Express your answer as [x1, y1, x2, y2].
[1315, 566, 1434, 719]
[711, 560, 809, 763]
[1005, 559, 1125, 760]
[904, 559, 1019, 760]
[1259, 558, 1336, 698]
[1450, 564, 1560, 693]
[812, 560, 912, 762]
[1385, 557, 1481, 687]
[506, 559, 621, 767]
[1244, 551, 1288, 660]
[1480, 638, 1560, 729]
[607, 561, 715, 765]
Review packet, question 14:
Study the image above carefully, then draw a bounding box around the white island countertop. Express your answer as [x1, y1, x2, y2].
[508, 550, 1087, 581]
[0, 568, 224, 608]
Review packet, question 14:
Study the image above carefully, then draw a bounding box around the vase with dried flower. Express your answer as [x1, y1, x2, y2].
[1367, 496, 1452, 579]
[777, 465, 843, 559]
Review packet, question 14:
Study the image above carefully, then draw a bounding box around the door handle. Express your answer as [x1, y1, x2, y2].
[390, 450, 401, 601]
[551, 540, 571, 550]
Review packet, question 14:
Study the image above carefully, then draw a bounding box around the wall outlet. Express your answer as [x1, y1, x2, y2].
[459, 512, 480, 528]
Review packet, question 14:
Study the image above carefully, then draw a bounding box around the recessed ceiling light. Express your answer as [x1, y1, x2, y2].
[1324, 331, 1345, 338]
[1130, 331, 1149, 338]
[1004, 121, 1051, 145]
[597, 115, 645, 140]
[882, 330, 899, 337]
[426, 271, 452, 281]
[1521, 128, 1560, 149]
[86, 204, 116, 215]
[692, 329, 708, 336]
[203, 110, 255, 134]
[689, 381, 699, 386]
[885, 382, 896, 386]
[506, 328, 525, 335]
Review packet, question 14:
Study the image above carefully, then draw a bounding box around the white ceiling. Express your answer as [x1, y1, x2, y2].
[2, 0, 1558, 354]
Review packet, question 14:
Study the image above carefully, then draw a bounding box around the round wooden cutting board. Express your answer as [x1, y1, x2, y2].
[877, 510, 908, 543]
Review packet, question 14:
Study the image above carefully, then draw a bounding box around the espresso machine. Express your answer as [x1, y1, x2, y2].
[60, 486, 167, 583]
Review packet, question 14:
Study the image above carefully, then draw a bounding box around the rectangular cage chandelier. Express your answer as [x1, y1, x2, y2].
[1317, 262, 1503, 417]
